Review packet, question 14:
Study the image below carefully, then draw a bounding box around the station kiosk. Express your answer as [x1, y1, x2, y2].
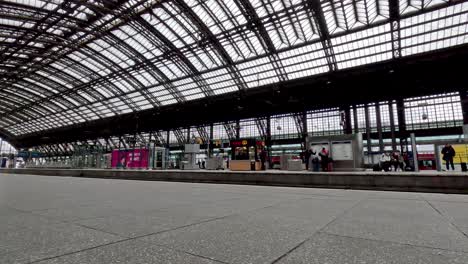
[229, 139, 265, 171]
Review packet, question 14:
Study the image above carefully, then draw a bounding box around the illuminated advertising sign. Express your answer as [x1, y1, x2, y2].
[111, 149, 149, 168]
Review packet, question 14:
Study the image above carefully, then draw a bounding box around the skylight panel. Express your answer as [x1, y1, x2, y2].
[400, 0, 449, 15]
[60, 67, 90, 82]
[400, 2, 468, 56]
[23, 78, 59, 93]
[151, 89, 170, 98]
[221, 30, 265, 61]
[184, 93, 205, 101]
[238, 57, 279, 88]
[332, 24, 392, 69]
[157, 61, 184, 80]
[113, 79, 135, 93]
[279, 42, 329, 80]
[190, 0, 230, 35]
[201, 68, 238, 95]
[35, 71, 71, 88]
[185, 46, 223, 70]
[78, 91, 96, 103]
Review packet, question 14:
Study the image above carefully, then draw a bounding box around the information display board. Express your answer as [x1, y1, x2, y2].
[331, 141, 353, 161]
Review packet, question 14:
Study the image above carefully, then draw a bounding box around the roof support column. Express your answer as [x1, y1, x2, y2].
[364, 104, 372, 159]
[353, 105, 359, 134]
[396, 98, 408, 153]
[302, 111, 308, 149]
[388, 101, 397, 151]
[375, 102, 384, 152]
[166, 130, 170, 149]
[459, 90, 468, 125]
[341, 106, 353, 134]
[396, 99, 407, 136]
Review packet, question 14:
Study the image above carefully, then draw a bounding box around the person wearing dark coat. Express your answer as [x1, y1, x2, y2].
[441, 144, 456, 171]
[319, 148, 329, 171]
[304, 149, 312, 170]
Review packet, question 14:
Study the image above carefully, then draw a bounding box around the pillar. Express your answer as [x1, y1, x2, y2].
[353, 105, 359, 134]
[460, 90, 468, 124]
[375, 102, 384, 152]
[396, 99, 407, 152]
[459, 90, 468, 142]
[388, 101, 397, 151]
[364, 104, 372, 158]
[341, 106, 352, 134]
[302, 111, 308, 148]
[166, 130, 170, 148]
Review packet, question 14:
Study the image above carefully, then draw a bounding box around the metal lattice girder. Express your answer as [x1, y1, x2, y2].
[292, 112, 306, 138]
[172, 128, 187, 145]
[254, 117, 268, 140]
[234, 0, 288, 82]
[171, 0, 248, 91]
[389, 0, 402, 58]
[154, 131, 167, 145]
[223, 123, 238, 141]
[196, 126, 210, 144]
[306, 0, 338, 71]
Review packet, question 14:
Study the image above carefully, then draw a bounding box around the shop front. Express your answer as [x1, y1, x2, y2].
[229, 139, 266, 171]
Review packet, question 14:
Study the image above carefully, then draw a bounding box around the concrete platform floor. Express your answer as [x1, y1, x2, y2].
[1, 173, 468, 264]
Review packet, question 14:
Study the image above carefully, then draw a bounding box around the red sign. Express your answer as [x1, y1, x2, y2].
[111, 149, 149, 168]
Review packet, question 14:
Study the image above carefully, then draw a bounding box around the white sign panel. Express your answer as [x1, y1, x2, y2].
[332, 142, 353, 161]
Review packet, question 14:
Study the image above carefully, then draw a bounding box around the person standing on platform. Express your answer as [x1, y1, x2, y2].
[260, 149, 267, 170]
[304, 149, 312, 170]
[380, 152, 392, 172]
[441, 144, 456, 171]
[319, 147, 329, 171]
[311, 149, 320, 171]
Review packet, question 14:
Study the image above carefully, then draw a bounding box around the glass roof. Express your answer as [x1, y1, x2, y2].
[0, 0, 467, 136]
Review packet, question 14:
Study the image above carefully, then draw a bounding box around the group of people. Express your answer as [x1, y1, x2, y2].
[379, 151, 405, 172]
[303, 147, 331, 171]
[378, 144, 457, 172]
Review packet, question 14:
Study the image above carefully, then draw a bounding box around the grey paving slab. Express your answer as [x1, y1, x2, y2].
[31, 202, 162, 222]
[140, 198, 354, 264]
[276, 232, 468, 264]
[74, 209, 215, 238]
[252, 196, 358, 221]
[322, 198, 468, 252]
[0, 207, 63, 229]
[140, 216, 311, 264]
[34, 239, 220, 264]
[0, 222, 123, 264]
[429, 201, 468, 229]
[364, 190, 425, 200]
[419, 193, 468, 203]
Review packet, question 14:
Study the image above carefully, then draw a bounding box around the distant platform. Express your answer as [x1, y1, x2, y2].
[1, 168, 468, 194]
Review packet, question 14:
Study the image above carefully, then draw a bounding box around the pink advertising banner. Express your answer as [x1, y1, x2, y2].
[111, 149, 149, 168]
